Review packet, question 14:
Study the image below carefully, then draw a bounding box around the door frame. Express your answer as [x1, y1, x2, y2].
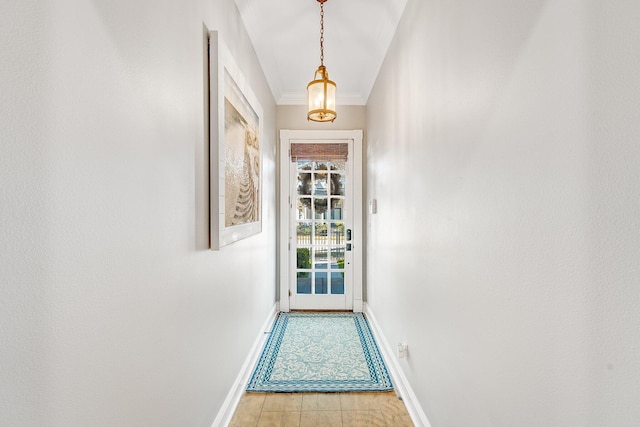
[279, 129, 363, 312]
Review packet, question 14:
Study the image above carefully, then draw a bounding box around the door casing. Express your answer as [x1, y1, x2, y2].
[279, 130, 363, 312]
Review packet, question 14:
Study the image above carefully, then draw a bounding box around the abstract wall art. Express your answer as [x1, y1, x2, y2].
[209, 31, 263, 249]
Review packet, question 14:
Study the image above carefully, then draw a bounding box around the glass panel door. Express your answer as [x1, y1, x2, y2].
[290, 145, 352, 310]
[295, 160, 346, 295]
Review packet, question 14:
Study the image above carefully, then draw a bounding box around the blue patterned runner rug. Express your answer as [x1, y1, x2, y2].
[247, 312, 393, 392]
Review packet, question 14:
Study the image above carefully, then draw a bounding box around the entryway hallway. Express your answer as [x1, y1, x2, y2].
[3, 1, 640, 427]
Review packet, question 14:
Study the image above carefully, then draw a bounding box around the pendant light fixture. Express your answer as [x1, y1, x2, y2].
[307, 0, 337, 122]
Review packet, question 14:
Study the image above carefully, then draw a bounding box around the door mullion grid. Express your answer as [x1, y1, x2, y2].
[293, 157, 347, 299]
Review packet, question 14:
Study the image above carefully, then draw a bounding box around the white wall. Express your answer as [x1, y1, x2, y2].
[366, 0, 640, 426]
[276, 105, 366, 131]
[0, 1, 276, 426]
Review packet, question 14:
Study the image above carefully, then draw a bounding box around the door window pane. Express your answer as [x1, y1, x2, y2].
[297, 198, 311, 219]
[330, 173, 345, 196]
[314, 247, 328, 269]
[331, 247, 345, 269]
[314, 198, 328, 219]
[330, 161, 345, 171]
[297, 173, 311, 195]
[330, 198, 343, 219]
[330, 223, 344, 245]
[296, 247, 312, 270]
[314, 222, 328, 244]
[315, 272, 328, 294]
[297, 273, 311, 294]
[313, 173, 328, 195]
[314, 161, 329, 171]
[297, 160, 312, 171]
[297, 222, 312, 245]
[331, 272, 344, 295]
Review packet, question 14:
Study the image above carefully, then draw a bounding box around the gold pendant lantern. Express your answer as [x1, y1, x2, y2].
[307, 0, 337, 122]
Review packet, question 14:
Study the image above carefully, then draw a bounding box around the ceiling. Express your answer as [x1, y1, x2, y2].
[233, 0, 408, 106]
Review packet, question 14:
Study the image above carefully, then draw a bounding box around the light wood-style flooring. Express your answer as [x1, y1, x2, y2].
[229, 391, 414, 427]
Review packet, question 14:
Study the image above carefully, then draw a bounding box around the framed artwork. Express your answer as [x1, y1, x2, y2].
[209, 31, 263, 250]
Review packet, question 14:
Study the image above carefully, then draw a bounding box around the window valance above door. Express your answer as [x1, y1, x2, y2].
[290, 143, 348, 162]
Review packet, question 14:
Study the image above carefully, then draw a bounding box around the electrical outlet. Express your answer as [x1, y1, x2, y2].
[397, 343, 408, 358]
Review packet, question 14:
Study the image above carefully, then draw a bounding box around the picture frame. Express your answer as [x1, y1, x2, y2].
[209, 31, 263, 250]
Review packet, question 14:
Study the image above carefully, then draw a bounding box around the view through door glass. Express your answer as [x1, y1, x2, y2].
[295, 160, 346, 298]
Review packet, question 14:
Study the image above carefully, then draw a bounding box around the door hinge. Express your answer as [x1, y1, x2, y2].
[289, 290, 292, 297]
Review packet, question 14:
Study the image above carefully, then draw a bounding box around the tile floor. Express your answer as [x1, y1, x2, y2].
[229, 391, 414, 427]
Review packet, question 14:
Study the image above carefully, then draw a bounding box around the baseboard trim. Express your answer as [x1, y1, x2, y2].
[364, 303, 432, 427]
[211, 304, 278, 427]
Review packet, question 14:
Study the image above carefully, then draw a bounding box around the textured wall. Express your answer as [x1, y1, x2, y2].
[366, 0, 640, 425]
[0, 1, 276, 426]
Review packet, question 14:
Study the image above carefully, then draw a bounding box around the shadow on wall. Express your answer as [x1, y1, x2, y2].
[198, 24, 212, 251]
[383, 0, 549, 197]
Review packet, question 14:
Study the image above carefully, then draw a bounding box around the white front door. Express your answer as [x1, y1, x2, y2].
[279, 130, 363, 312]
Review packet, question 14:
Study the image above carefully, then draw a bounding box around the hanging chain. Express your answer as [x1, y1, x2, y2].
[319, 2, 325, 66]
